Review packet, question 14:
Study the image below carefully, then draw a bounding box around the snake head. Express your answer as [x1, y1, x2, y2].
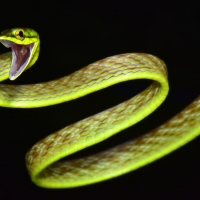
[0, 28, 40, 80]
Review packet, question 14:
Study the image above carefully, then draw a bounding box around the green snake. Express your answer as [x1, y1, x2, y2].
[0, 28, 199, 188]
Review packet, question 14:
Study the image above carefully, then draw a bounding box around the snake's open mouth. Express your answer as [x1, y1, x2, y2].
[0, 40, 34, 80]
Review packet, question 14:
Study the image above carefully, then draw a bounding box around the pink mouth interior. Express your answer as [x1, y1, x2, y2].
[0, 40, 34, 80]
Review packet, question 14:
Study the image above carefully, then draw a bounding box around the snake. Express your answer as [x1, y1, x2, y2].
[0, 28, 199, 189]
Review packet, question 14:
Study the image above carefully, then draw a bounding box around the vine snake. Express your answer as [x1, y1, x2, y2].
[0, 28, 199, 188]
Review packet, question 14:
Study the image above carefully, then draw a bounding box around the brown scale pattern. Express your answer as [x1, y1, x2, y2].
[26, 84, 159, 170]
[0, 52, 11, 78]
[0, 53, 167, 105]
[34, 96, 200, 185]
[22, 53, 171, 186]
[3, 52, 198, 188]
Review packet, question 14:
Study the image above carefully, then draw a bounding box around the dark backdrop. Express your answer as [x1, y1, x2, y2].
[0, 1, 199, 200]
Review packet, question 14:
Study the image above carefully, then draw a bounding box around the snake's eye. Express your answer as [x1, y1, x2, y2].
[15, 29, 25, 41]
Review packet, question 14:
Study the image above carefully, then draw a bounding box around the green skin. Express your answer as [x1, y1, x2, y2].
[0, 28, 40, 80]
[0, 28, 199, 188]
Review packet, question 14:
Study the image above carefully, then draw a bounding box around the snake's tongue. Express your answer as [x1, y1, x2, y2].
[0, 40, 34, 80]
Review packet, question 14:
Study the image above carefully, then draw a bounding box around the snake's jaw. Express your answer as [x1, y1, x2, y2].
[0, 40, 35, 80]
[10, 43, 35, 80]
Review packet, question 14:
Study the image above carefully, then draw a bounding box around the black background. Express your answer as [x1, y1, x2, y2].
[0, 1, 199, 200]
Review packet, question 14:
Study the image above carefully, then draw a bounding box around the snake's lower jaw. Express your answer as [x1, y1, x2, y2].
[0, 40, 34, 80]
[10, 43, 35, 80]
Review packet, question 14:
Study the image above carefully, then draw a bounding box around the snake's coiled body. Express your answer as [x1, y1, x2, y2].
[0, 28, 199, 188]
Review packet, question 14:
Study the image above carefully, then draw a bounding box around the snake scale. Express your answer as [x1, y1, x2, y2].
[0, 28, 199, 188]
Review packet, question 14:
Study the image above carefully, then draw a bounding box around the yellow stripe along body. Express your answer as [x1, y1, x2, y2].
[0, 44, 199, 188]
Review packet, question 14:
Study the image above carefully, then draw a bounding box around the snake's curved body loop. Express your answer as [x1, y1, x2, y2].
[0, 28, 199, 188]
